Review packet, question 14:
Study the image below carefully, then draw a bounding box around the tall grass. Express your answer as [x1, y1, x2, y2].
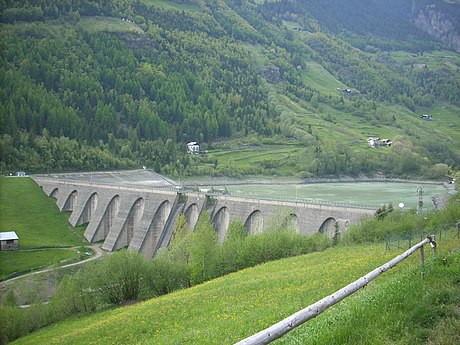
[276, 249, 460, 345]
[5, 244, 400, 345]
[10, 240, 460, 345]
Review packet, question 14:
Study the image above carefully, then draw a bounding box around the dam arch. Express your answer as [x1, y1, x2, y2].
[125, 197, 145, 246]
[213, 206, 230, 243]
[49, 188, 59, 199]
[184, 203, 199, 230]
[141, 200, 171, 259]
[76, 192, 98, 226]
[101, 195, 121, 239]
[245, 210, 263, 235]
[319, 217, 337, 238]
[283, 213, 299, 232]
[63, 190, 77, 211]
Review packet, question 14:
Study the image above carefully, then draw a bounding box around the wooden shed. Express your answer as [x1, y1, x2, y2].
[0, 231, 19, 251]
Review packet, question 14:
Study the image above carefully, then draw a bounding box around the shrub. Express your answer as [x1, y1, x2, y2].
[188, 213, 219, 285]
[82, 250, 151, 305]
[0, 306, 28, 344]
[147, 250, 190, 297]
[341, 192, 460, 245]
[51, 274, 97, 317]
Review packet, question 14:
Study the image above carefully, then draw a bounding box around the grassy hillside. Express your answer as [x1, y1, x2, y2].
[0, 178, 85, 248]
[11, 237, 460, 344]
[0, 178, 87, 279]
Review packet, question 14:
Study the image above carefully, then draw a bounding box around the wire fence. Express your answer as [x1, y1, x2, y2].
[385, 223, 460, 251]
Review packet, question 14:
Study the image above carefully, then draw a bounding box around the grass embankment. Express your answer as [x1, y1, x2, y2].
[12, 237, 460, 345]
[0, 249, 80, 279]
[0, 177, 87, 279]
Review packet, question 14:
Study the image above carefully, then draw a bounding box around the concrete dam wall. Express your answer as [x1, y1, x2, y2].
[32, 171, 375, 259]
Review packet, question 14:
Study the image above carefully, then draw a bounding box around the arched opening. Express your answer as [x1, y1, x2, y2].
[213, 206, 230, 243]
[102, 195, 120, 238]
[63, 190, 77, 211]
[77, 192, 98, 226]
[283, 213, 299, 232]
[125, 198, 145, 245]
[244, 210, 263, 235]
[142, 200, 171, 259]
[50, 188, 59, 199]
[184, 203, 199, 230]
[318, 217, 337, 238]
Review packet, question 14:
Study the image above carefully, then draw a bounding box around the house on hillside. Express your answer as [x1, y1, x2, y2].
[380, 139, 392, 146]
[367, 137, 392, 148]
[0, 231, 19, 251]
[420, 114, 433, 120]
[187, 142, 200, 154]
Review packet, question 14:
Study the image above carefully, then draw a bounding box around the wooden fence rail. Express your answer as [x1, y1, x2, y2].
[234, 236, 437, 345]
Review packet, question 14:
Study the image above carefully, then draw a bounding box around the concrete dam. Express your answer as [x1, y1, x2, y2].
[32, 170, 375, 259]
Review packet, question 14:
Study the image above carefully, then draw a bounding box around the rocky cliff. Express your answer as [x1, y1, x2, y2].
[412, 1, 460, 52]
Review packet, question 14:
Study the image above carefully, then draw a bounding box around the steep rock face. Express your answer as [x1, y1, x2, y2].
[412, 2, 460, 52]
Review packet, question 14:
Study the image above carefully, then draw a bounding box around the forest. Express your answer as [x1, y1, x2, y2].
[1, 0, 459, 178]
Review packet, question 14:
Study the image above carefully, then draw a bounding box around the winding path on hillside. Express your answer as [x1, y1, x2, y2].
[0, 243, 106, 286]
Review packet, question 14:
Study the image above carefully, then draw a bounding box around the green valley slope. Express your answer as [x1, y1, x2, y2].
[0, 178, 88, 279]
[11, 239, 460, 344]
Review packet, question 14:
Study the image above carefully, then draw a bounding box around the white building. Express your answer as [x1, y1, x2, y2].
[367, 137, 392, 148]
[187, 142, 200, 154]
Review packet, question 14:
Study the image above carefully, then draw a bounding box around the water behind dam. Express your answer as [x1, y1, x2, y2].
[223, 182, 447, 210]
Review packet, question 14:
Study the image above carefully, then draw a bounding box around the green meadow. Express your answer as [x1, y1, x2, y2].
[140, 0, 200, 12]
[0, 249, 80, 279]
[301, 61, 349, 94]
[12, 238, 460, 345]
[76, 16, 144, 33]
[0, 178, 87, 279]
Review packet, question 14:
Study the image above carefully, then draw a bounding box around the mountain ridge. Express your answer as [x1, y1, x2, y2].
[0, 0, 459, 178]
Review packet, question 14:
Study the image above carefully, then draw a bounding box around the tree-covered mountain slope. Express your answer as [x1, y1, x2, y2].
[1, 0, 459, 178]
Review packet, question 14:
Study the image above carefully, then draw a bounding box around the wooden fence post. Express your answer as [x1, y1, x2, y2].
[234, 236, 435, 345]
[420, 244, 425, 278]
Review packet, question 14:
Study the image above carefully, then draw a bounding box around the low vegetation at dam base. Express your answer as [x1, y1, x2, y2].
[4, 234, 459, 345]
[0, 213, 331, 344]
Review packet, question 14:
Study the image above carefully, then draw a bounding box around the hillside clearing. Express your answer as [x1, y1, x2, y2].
[76, 16, 143, 33]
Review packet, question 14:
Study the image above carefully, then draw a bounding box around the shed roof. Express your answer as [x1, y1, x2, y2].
[0, 231, 19, 241]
